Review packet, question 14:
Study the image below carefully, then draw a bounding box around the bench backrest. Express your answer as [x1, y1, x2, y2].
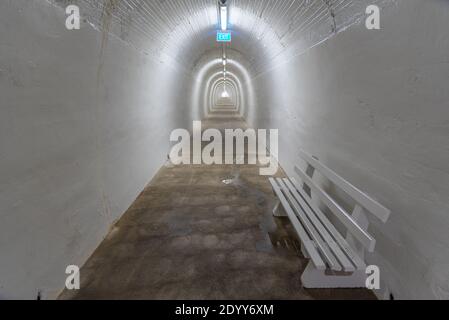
[294, 150, 391, 253]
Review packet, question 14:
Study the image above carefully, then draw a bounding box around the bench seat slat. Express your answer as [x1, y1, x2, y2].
[268, 178, 326, 270]
[276, 179, 342, 272]
[283, 179, 356, 272]
[294, 166, 376, 252]
[289, 178, 366, 271]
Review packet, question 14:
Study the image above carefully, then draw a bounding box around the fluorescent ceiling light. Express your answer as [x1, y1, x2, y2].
[220, 6, 227, 31]
[223, 59, 227, 66]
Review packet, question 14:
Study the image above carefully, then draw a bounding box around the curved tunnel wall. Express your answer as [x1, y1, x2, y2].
[211, 81, 238, 110]
[191, 50, 255, 120]
[208, 73, 240, 114]
[1, 0, 449, 300]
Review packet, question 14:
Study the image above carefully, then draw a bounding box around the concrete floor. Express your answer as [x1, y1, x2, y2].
[60, 118, 375, 300]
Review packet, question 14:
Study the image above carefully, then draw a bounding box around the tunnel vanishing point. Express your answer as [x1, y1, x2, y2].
[1, 0, 449, 301]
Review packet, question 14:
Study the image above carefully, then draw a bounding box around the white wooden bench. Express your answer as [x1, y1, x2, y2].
[269, 150, 391, 288]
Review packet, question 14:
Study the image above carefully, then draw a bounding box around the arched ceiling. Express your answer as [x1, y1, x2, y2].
[53, 0, 390, 75]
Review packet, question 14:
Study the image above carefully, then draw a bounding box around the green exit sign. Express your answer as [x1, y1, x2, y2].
[217, 32, 231, 42]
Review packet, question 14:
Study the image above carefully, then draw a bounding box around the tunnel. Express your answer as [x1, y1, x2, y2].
[1, 0, 449, 301]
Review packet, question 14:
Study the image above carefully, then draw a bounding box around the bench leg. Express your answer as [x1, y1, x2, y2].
[301, 261, 368, 288]
[272, 200, 288, 217]
[301, 242, 310, 259]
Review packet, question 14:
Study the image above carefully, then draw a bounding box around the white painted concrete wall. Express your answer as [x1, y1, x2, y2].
[0, 0, 192, 299]
[249, 0, 449, 299]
